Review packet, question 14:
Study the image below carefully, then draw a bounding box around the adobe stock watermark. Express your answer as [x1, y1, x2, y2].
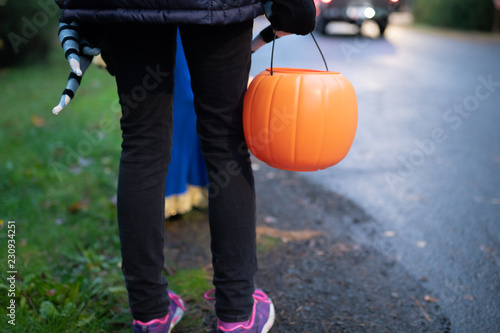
[51, 64, 169, 181]
[340, 36, 373, 64]
[429, 262, 498, 323]
[6, 221, 17, 326]
[242, 105, 297, 154]
[6, 0, 59, 54]
[385, 74, 499, 194]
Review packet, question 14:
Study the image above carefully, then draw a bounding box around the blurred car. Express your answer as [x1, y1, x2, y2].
[315, 0, 401, 36]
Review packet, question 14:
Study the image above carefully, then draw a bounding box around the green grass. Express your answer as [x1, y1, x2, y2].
[257, 235, 281, 255]
[0, 48, 218, 332]
[0, 50, 142, 332]
[167, 269, 213, 331]
[1, 45, 282, 332]
[412, 0, 495, 31]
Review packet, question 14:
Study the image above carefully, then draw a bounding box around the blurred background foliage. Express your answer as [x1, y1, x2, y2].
[412, 0, 496, 31]
[0, 0, 59, 68]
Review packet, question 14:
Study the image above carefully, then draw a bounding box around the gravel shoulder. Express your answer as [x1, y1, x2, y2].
[164, 160, 451, 332]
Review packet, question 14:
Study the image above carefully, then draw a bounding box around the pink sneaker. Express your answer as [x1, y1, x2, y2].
[204, 288, 275, 333]
[132, 290, 186, 333]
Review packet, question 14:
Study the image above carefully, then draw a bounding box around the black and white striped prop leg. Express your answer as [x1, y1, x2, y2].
[52, 21, 101, 115]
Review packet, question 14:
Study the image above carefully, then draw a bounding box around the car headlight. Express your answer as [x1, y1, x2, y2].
[347, 6, 376, 19]
[363, 7, 376, 19]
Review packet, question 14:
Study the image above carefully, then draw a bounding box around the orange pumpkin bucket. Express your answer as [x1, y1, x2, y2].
[243, 39, 358, 172]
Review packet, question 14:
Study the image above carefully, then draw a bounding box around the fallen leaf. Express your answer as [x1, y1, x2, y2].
[412, 296, 433, 322]
[67, 199, 89, 213]
[417, 241, 427, 248]
[256, 226, 323, 243]
[266, 172, 276, 179]
[46, 289, 57, 296]
[480, 245, 495, 255]
[424, 295, 437, 303]
[31, 115, 46, 127]
[264, 216, 278, 224]
[384, 231, 396, 237]
[333, 243, 351, 253]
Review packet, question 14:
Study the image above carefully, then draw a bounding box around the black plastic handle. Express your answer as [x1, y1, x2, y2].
[270, 30, 329, 75]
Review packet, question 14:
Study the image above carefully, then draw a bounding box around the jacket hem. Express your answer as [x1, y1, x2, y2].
[60, 6, 264, 25]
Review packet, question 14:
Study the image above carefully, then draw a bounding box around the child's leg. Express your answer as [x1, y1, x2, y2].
[102, 23, 177, 323]
[180, 21, 257, 323]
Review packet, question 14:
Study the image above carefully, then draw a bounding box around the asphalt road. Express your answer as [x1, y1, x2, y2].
[250, 17, 500, 333]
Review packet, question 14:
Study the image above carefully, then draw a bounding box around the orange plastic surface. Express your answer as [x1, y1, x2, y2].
[243, 68, 358, 172]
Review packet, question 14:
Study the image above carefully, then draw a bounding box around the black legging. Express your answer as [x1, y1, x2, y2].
[100, 20, 257, 323]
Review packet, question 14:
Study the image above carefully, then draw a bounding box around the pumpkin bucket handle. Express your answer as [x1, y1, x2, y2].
[270, 30, 329, 75]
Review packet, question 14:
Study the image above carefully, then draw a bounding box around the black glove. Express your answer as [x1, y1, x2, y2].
[252, 25, 290, 53]
[261, 0, 316, 35]
[259, 25, 278, 43]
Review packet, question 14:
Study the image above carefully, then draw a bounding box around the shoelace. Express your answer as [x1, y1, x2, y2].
[204, 288, 269, 303]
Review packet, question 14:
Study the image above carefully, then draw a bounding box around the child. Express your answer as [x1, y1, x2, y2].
[53, 1, 315, 332]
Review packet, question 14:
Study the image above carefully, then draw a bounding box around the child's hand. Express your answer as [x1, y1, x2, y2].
[260, 0, 316, 36]
[52, 21, 101, 115]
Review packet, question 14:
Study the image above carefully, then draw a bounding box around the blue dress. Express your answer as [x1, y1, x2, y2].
[164, 32, 208, 217]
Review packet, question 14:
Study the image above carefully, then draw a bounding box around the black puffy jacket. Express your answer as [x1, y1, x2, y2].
[56, 0, 264, 25]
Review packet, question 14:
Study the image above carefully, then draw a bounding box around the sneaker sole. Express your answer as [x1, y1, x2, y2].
[169, 297, 186, 333]
[262, 299, 276, 333]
